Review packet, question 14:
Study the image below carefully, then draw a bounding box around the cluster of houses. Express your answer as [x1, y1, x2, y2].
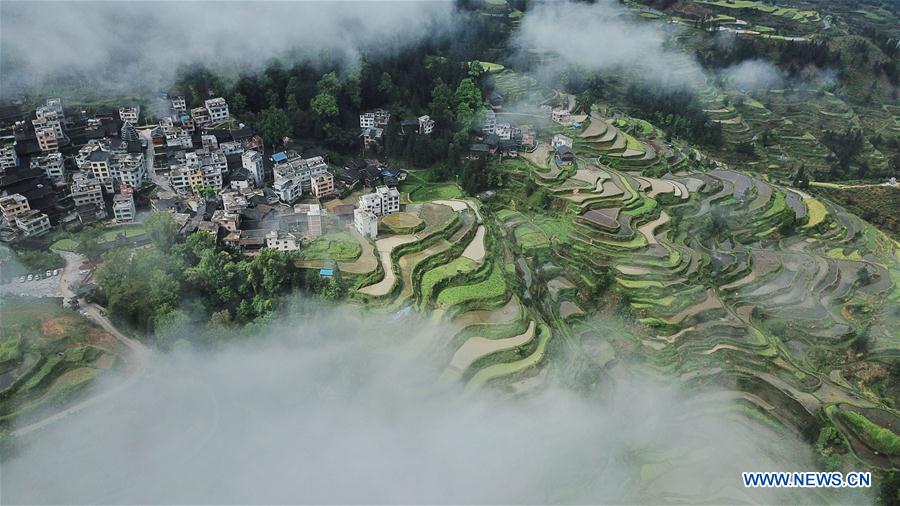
[0, 93, 424, 260]
[359, 108, 435, 150]
[469, 110, 536, 159]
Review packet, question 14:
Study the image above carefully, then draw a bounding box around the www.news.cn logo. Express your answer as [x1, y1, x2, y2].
[743, 471, 871, 488]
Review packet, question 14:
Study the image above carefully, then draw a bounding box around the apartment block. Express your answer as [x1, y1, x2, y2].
[112, 192, 135, 223]
[15, 210, 51, 237]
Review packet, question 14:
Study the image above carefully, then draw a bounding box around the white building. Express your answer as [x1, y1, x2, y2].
[376, 185, 400, 215]
[551, 109, 570, 125]
[552, 134, 573, 149]
[35, 126, 60, 152]
[357, 185, 399, 218]
[30, 152, 65, 181]
[483, 110, 497, 135]
[119, 104, 140, 124]
[418, 115, 435, 135]
[495, 122, 512, 141]
[220, 140, 244, 156]
[70, 171, 105, 207]
[0, 145, 17, 171]
[112, 192, 135, 223]
[242, 150, 265, 187]
[360, 109, 390, 129]
[205, 98, 230, 123]
[169, 165, 204, 192]
[201, 134, 219, 151]
[191, 106, 211, 127]
[354, 208, 378, 239]
[358, 192, 382, 216]
[112, 152, 146, 188]
[171, 96, 187, 113]
[266, 230, 299, 252]
[16, 210, 51, 237]
[89, 150, 115, 192]
[272, 153, 329, 204]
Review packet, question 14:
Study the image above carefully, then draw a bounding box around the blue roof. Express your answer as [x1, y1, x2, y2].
[181, 114, 191, 121]
[272, 152, 287, 162]
[572, 122, 582, 128]
[319, 268, 334, 276]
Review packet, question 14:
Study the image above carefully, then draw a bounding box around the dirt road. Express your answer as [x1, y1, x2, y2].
[12, 253, 151, 438]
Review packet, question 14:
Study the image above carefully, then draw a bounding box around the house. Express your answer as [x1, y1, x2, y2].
[204, 98, 230, 124]
[354, 208, 378, 239]
[192, 106, 211, 127]
[15, 210, 51, 237]
[89, 150, 115, 192]
[212, 209, 241, 232]
[483, 110, 497, 135]
[468, 143, 490, 160]
[376, 185, 400, 215]
[112, 191, 135, 224]
[33, 99, 66, 152]
[30, 152, 65, 182]
[552, 134, 573, 149]
[312, 172, 335, 198]
[418, 115, 435, 135]
[222, 191, 250, 213]
[0, 144, 18, 171]
[358, 193, 382, 216]
[169, 165, 204, 192]
[171, 96, 187, 113]
[219, 140, 243, 156]
[266, 230, 299, 251]
[361, 127, 383, 149]
[359, 109, 390, 129]
[201, 134, 219, 151]
[495, 122, 512, 141]
[520, 127, 536, 147]
[0, 194, 29, 224]
[551, 109, 570, 125]
[35, 125, 61, 152]
[112, 152, 147, 188]
[556, 145, 575, 165]
[242, 150, 265, 187]
[70, 172, 104, 207]
[272, 152, 329, 204]
[119, 104, 140, 124]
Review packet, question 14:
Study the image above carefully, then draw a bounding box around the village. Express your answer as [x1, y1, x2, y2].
[0, 93, 572, 267]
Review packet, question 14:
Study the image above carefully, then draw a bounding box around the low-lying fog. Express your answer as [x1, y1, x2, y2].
[1, 299, 854, 504]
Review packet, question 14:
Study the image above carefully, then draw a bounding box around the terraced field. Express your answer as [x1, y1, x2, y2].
[474, 109, 900, 471]
[0, 298, 126, 425]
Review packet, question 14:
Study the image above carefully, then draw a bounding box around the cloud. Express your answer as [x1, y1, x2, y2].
[515, 0, 706, 89]
[0, 0, 456, 98]
[0, 297, 847, 504]
[722, 59, 784, 91]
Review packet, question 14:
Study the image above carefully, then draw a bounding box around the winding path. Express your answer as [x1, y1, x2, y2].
[12, 252, 151, 438]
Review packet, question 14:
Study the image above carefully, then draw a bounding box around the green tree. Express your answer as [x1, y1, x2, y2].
[144, 212, 179, 253]
[258, 106, 291, 146]
[454, 78, 482, 128]
[310, 72, 340, 120]
[429, 78, 454, 126]
[75, 227, 103, 261]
